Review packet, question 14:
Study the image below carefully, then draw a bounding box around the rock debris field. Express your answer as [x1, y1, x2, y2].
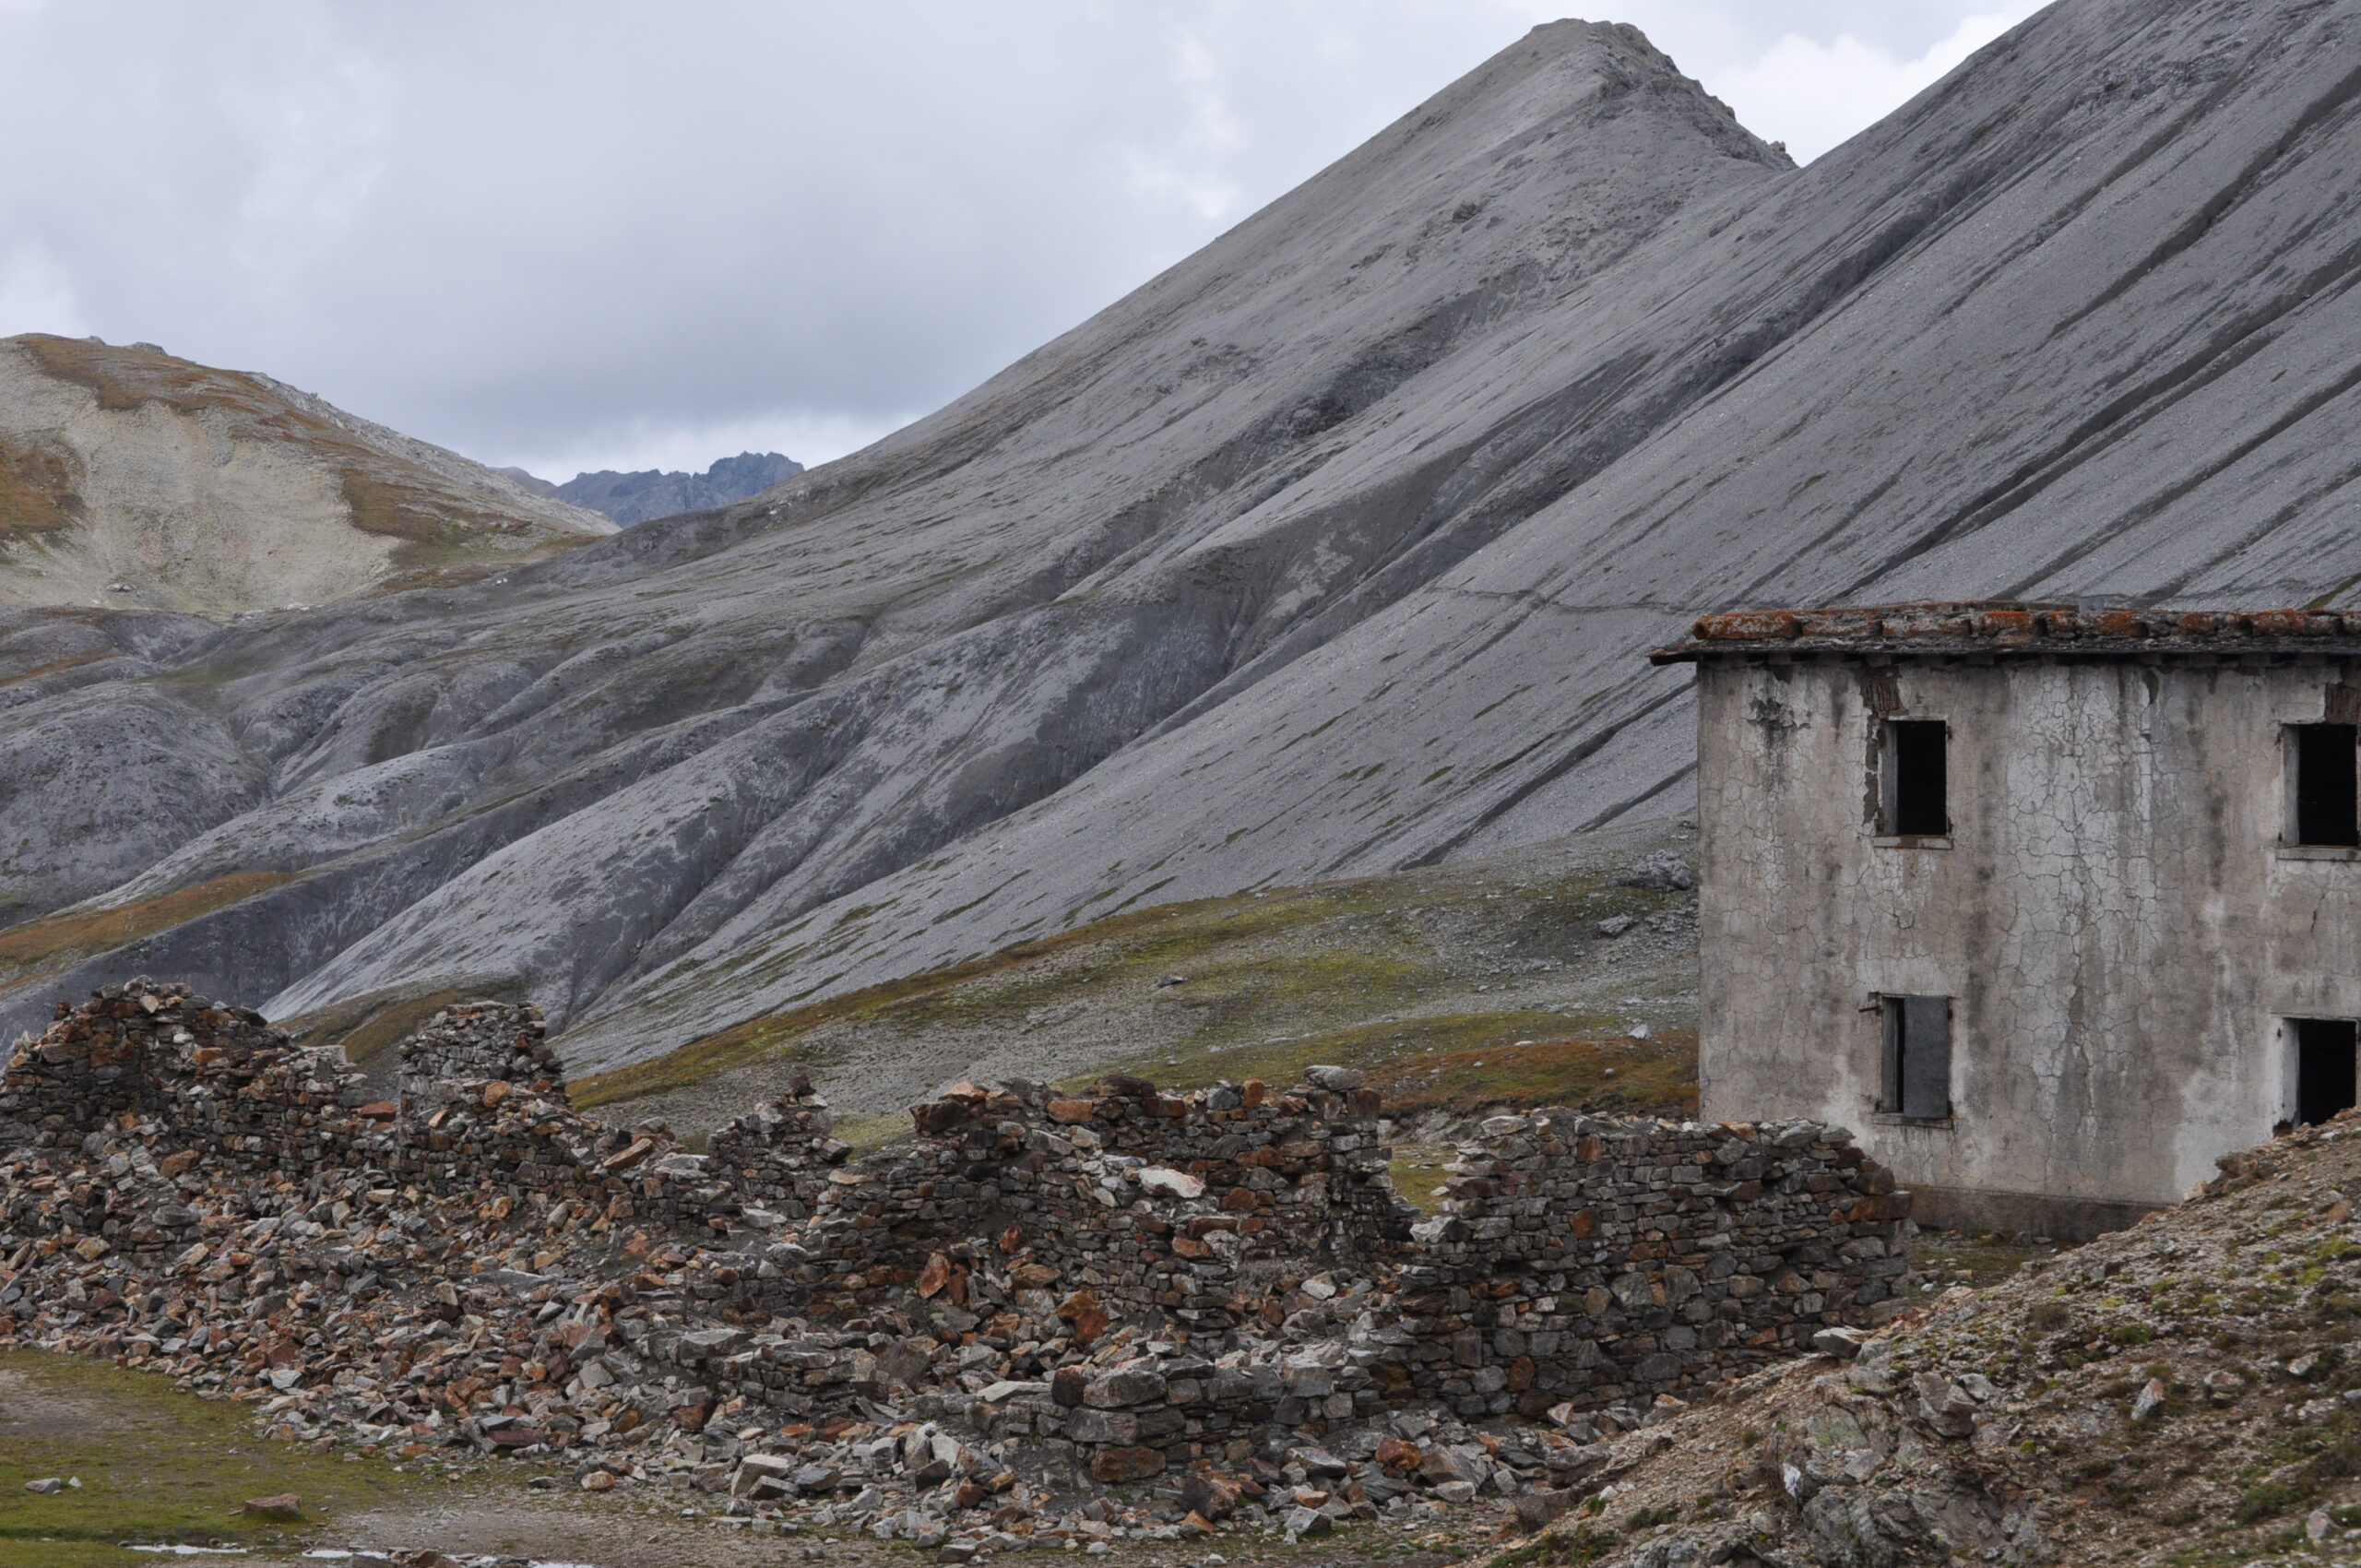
[0, 980, 1910, 1564]
[1475, 1111, 2361, 1565]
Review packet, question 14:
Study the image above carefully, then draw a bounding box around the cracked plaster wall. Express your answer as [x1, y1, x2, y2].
[1696, 657, 2361, 1234]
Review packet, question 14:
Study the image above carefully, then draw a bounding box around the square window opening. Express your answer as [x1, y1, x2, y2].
[2289, 723, 2359, 848]
[1881, 720, 1949, 837]
[1880, 994, 1952, 1121]
[2294, 1017, 2358, 1128]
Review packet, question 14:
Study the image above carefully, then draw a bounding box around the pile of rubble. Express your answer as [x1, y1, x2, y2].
[0, 979, 1917, 1555]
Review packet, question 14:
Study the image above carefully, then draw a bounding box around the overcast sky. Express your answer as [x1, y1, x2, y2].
[0, 1, 2044, 481]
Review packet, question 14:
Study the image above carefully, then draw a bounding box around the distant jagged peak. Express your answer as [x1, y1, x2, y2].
[502, 451, 807, 527]
[0, 333, 613, 618]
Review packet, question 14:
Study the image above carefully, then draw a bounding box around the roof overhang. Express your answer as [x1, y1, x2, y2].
[1649, 602, 2361, 666]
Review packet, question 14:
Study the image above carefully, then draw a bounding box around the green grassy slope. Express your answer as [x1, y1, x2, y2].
[578, 818, 1703, 1143]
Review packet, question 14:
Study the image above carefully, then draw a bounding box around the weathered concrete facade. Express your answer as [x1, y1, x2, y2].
[1659, 604, 2361, 1238]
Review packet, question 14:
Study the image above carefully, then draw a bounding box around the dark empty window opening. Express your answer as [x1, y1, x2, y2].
[2296, 1018, 2358, 1127]
[1882, 720, 1949, 837]
[1880, 994, 1952, 1121]
[2292, 724, 2359, 847]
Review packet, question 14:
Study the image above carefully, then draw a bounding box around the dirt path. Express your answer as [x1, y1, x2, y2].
[242, 1495, 1473, 1568]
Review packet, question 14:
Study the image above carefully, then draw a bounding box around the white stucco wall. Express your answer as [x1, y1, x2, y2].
[1696, 655, 2361, 1227]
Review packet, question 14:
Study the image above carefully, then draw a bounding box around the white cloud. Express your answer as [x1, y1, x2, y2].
[496, 409, 919, 484]
[1120, 28, 1250, 224]
[1707, 6, 2047, 163]
[0, 246, 88, 339]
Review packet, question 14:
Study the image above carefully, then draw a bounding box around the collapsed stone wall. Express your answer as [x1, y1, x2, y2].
[704, 1068, 849, 1228]
[392, 999, 567, 1107]
[2, 980, 1914, 1476]
[1396, 1111, 1910, 1415]
[775, 1072, 1414, 1336]
[0, 985, 859, 1263]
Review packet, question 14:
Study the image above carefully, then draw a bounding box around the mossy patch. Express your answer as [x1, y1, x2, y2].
[1074, 1015, 1694, 1115]
[831, 1111, 916, 1154]
[1367, 1029, 1697, 1121]
[1389, 1143, 1457, 1213]
[0, 439, 84, 538]
[0, 1351, 439, 1564]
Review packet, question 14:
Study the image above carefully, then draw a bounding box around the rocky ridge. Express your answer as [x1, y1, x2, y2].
[0, 979, 1907, 1558]
[502, 453, 807, 527]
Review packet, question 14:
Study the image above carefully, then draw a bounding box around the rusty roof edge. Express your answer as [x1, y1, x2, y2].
[1652, 636, 2361, 666]
[1647, 603, 2361, 664]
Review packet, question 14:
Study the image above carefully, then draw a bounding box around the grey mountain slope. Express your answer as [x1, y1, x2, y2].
[562, 0, 2361, 1072]
[7, 3, 2361, 1097]
[0, 18, 1779, 1029]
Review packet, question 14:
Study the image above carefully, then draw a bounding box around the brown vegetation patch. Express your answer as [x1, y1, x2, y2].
[341, 468, 461, 545]
[340, 469, 531, 548]
[0, 872, 294, 986]
[17, 332, 299, 422]
[0, 651, 105, 689]
[1366, 1029, 1698, 1121]
[0, 438, 83, 537]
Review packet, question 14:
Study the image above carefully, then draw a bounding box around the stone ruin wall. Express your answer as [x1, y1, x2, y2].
[773, 1073, 1414, 1334]
[0, 987, 802, 1256]
[3, 980, 1913, 1472]
[0, 986, 371, 1176]
[1397, 1111, 1914, 1417]
[392, 1000, 568, 1106]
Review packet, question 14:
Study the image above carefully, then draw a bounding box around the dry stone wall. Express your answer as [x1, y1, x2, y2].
[392, 1000, 567, 1106]
[704, 1070, 849, 1227]
[0, 980, 369, 1173]
[1397, 1111, 1911, 1414]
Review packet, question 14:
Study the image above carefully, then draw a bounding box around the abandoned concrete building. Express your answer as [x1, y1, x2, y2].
[1655, 602, 2361, 1239]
